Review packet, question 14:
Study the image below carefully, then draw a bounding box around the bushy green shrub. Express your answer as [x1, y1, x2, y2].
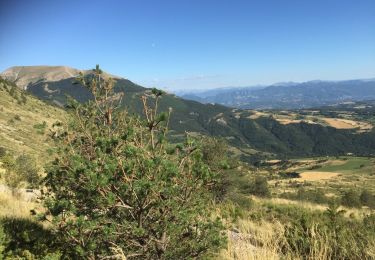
[341, 190, 361, 208]
[241, 176, 271, 197]
[0, 218, 60, 259]
[1, 153, 40, 190]
[15, 154, 40, 188]
[201, 136, 228, 169]
[33, 121, 47, 135]
[360, 189, 375, 208]
[43, 66, 224, 259]
[279, 171, 300, 179]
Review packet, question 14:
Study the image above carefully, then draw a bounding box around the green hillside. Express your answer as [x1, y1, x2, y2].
[3, 67, 375, 160]
[0, 77, 67, 163]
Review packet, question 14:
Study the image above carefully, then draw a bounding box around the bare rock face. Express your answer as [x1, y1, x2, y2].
[1, 65, 120, 90]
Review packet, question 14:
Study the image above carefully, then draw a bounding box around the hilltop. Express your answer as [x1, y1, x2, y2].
[1, 65, 119, 90]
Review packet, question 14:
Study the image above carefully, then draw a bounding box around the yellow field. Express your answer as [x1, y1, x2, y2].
[322, 118, 372, 131]
[298, 171, 340, 181]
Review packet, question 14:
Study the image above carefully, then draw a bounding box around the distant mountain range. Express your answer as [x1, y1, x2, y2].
[2, 66, 375, 161]
[180, 79, 375, 109]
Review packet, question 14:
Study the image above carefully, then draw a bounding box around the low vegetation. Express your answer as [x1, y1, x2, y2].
[0, 76, 66, 163]
[41, 67, 225, 258]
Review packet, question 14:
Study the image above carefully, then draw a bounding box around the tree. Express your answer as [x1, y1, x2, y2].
[15, 154, 40, 189]
[201, 137, 228, 169]
[241, 176, 271, 197]
[43, 65, 224, 259]
[1, 154, 40, 192]
[1, 154, 23, 193]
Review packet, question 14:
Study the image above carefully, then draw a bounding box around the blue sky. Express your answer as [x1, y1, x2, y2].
[1, 0, 374, 91]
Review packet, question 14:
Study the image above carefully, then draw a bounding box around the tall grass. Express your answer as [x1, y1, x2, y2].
[218, 219, 283, 259]
[215, 198, 375, 260]
[0, 192, 36, 219]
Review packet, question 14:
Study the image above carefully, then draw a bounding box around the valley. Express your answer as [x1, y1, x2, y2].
[0, 68, 374, 259]
[2, 66, 375, 161]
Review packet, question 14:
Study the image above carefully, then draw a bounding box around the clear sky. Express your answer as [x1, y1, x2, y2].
[1, 0, 374, 91]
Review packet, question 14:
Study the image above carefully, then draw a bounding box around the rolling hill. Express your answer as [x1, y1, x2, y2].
[2, 66, 375, 162]
[181, 79, 375, 109]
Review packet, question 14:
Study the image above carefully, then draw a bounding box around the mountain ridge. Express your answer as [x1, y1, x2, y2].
[2, 66, 375, 160]
[181, 78, 375, 109]
[1, 65, 120, 90]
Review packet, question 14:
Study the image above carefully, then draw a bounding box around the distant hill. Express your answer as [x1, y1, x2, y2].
[181, 79, 375, 109]
[2, 67, 375, 161]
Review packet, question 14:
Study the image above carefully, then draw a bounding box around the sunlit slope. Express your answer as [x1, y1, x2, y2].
[0, 77, 67, 162]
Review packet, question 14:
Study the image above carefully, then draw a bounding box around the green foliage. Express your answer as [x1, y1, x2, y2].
[360, 189, 375, 208]
[0, 76, 28, 105]
[275, 202, 375, 259]
[0, 147, 6, 158]
[1, 154, 23, 191]
[0, 218, 60, 259]
[20, 93, 27, 104]
[280, 188, 332, 204]
[241, 176, 271, 197]
[278, 171, 300, 179]
[15, 154, 40, 188]
[341, 190, 361, 208]
[201, 137, 229, 169]
[18, 73, 375, 158]
[1, 154, 40, 190]
[33, 121, 47, 135]
[0, 224, 7, 259]
[200, 137, 233, 200]
[43, 66, 224, 259]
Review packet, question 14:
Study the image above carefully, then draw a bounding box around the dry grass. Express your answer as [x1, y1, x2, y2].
[0, 191, 36, 219]
[322, 117, 372, 131]
[298, 171, 340, 181]
[248, 111, 269, 119]
[215, 197, 373, 260]
[0, 86, 66, 164]
[259, 197, 371, 219]
[258, 197, 328, 212]
[216, 206, 337, 260]
[217, 219, 284, 260]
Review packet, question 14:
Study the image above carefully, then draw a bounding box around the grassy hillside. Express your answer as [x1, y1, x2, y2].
[0, 77, 67, 163]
